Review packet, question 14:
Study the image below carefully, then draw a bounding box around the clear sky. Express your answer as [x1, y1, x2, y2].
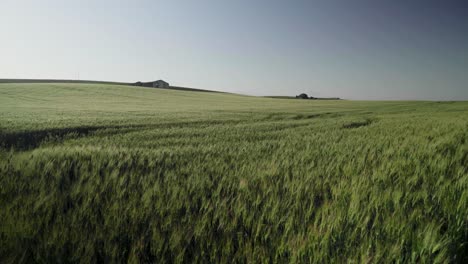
[1, 0, 467, 100]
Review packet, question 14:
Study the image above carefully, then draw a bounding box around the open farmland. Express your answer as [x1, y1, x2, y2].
[0, 83, 467, 263]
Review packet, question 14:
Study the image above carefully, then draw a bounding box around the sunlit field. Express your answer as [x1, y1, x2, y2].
[1, 83, 467, 263]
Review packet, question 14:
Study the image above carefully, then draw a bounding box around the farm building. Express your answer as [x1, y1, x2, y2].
[153, 80, 170, 88]
[134, 80, 170, 88]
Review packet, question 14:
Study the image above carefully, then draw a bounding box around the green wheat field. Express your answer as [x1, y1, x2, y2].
[0, 83, 467, 263]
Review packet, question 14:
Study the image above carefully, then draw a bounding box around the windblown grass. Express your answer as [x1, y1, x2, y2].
[0, 83, 467, 263]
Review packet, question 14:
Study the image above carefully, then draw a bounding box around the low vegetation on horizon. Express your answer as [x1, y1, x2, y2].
[0, 83, 467, 262]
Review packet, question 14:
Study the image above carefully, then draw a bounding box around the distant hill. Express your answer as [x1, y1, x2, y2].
[264, 96, 296, 99]
[0, 79, 224, 93]
[265, 95, 342, 100]
[0, 78, 129, 85]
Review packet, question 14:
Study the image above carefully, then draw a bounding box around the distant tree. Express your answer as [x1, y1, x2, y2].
[296, 93, 309, 99]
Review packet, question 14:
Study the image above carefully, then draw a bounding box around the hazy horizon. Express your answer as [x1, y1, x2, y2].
[1, 0, 467, 100]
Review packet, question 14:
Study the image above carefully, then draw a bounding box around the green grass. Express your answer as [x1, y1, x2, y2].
[0, 83, 467, 263]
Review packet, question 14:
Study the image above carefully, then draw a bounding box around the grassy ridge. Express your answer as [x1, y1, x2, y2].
[0, 83, 467, 263]
[0, 79, 222, 94]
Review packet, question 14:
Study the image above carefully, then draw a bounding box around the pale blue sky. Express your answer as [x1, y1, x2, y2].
[1, 0, 467, 99]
